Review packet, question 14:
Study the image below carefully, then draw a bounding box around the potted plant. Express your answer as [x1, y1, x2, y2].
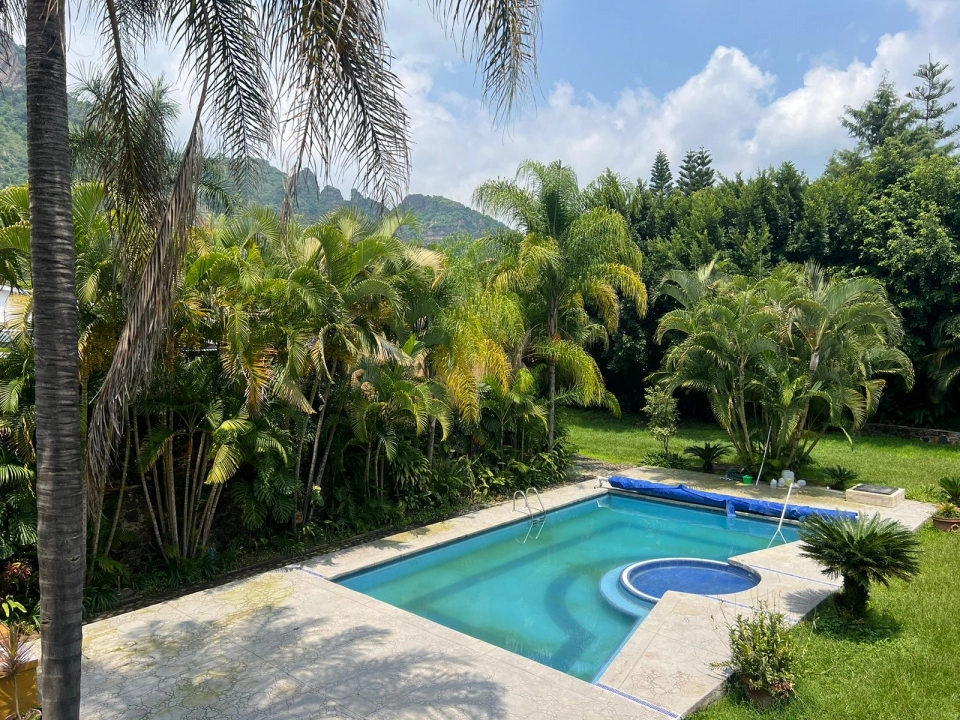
[933, 477, 960, 532]
[714, 603, 798, 707]
[0, 622, 39, 720]
[932, 502, 960, 532]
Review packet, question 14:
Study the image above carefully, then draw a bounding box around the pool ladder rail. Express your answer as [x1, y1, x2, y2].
[513, 488, 546, 543]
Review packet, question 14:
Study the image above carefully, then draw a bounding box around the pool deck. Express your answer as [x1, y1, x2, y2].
[77, 468, 935, 719]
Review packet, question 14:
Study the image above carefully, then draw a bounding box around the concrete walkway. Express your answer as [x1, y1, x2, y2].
[78, 470, 934, 719]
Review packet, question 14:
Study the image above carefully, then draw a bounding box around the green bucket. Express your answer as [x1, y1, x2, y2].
[742, 475, 754, 485]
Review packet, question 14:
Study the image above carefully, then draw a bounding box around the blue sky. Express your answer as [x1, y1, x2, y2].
[538, 0, 917, 98]
[377, 0, 958, 202]
[64, 0, 960, 203]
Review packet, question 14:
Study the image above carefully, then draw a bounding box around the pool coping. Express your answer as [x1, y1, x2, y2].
[300, 468, 935, 718]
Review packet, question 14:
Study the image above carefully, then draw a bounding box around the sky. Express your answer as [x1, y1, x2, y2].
[63, 0, 960, 205]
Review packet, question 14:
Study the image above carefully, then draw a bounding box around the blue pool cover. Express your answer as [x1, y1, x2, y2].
[607, 476, 857, 522]
[619, 558, 761, 603]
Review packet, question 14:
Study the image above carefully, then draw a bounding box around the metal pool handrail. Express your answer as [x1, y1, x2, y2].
[526, 487, 546, 518]
[513, 490, 532, 517]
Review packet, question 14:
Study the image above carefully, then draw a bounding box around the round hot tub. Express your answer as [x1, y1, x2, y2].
[619, 558, 760, 604]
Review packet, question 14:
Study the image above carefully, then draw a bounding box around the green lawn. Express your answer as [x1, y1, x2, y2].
[565, 407, 960, 720]
[564, 408, 960, 500]
[695, 526, 960, 720]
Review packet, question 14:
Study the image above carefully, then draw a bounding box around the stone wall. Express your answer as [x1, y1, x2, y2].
[863, 423, 960, 445]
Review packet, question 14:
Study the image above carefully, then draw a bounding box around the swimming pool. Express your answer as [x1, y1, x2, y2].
[338, 493, 799, 682]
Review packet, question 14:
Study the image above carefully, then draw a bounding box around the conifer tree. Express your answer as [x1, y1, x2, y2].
[677, 146, 715, 195]
[841, 77, 924, 151]
[650, 150, 674, 197]
[906, 57, 959, 145]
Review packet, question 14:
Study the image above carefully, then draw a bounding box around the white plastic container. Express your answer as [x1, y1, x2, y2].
[781, 470, 795, 482]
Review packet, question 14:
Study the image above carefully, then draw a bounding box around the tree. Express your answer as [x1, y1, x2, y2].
[642, 385, 677, 455]
[649, 150, 674, 197]
[841, 77, 926, 152]
[22, 2, 85, 716]
[654, 263, 913, 465]
[799, 514, 921, 615]
[906, 57, 959, 145]
[677, 147, 715, 195]
[474, 160, 647, 447]
[9, 0, 541, 715]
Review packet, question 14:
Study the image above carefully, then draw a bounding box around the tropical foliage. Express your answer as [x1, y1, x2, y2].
[0, 174, 633, 624]
[798, 514, 922, 615]
[474, 160, 647, 446]
[653, 262, 913, 467]
[684, 442, 732, 474]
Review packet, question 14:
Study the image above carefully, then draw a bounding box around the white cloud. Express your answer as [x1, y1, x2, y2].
[391, 0, 960, 204]
[55, 0, 960, 206]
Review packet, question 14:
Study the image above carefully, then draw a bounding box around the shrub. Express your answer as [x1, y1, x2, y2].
[939, 476, 960, 505]
[822, 465, 858, 491]
[641, 451, 689, 470]
[798, 514, 921, 615]
[715, 603, 798, 705]
[684, 442, 732, 473]
[934, 502, 960, 519]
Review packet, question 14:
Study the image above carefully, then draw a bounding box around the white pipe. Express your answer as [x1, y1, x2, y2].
[768, 481, 795, 547]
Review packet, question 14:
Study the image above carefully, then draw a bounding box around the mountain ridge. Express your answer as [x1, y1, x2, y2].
[0, 42, 504, 243]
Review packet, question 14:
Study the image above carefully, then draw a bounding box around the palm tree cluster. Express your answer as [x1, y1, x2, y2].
[653, 261, 914, 469]
[1, 157, 645, 631]
[0, 183, 587, 575]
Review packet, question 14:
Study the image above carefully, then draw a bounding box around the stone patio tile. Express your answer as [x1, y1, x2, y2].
[611, 633, 727, 718]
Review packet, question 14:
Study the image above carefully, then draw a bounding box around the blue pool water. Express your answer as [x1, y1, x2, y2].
[339, 494, 799, 682]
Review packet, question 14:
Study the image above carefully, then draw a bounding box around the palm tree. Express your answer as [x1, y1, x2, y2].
[8, 1, 541, 712]
[655, 263, 913, 465]
[798, 514, 921, 615]
[474, 160, 647, 446]
[655, 266, 778, 458]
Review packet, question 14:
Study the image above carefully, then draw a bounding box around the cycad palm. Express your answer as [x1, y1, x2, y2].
[474, 160, 647, 446]
[799, 514, 921, 615]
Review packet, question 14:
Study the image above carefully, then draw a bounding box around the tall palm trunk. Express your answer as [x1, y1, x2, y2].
[426, 415, 437, 466]
[25, 0, 85, 715]
[547, 300, 558, 449]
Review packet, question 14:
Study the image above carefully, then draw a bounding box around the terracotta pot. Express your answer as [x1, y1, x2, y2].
[0, 664, 39, 719]
[932, 515, 960, 532]
[0, 626, 39, 717]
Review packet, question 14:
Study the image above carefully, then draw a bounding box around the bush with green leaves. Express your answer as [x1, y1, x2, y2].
[684, 442, 732, 473]
[799, 514, 921, 615]
[715, 603, 798, 704]
[939, 476, 960, 504]
[822, 465, 859, 491]
[935, 502, 960, 519]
